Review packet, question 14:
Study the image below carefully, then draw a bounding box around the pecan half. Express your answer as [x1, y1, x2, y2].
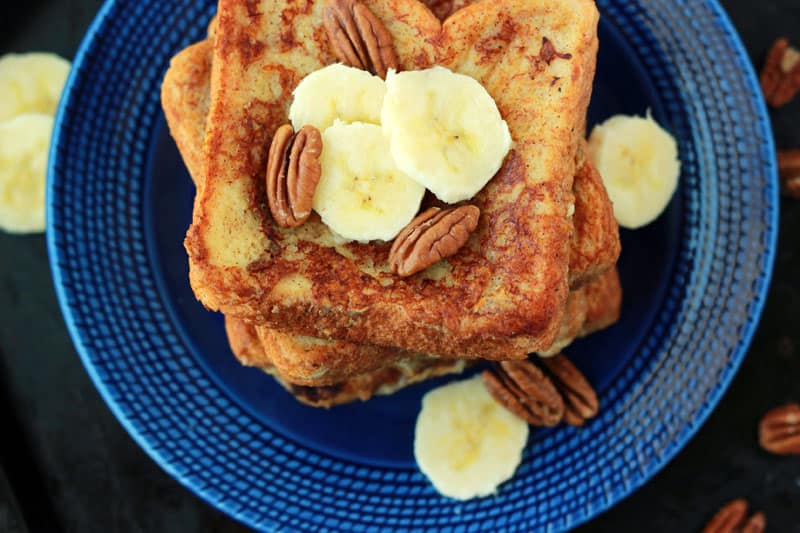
[741, 514, 768, 533]
[323, 0, 399, 79]
[389, 206, 480, 277]
[702, 499, 766, 533]
[778, 149, 800, 199]
[759, 402, 800, 455]
[538, 354, 598, 426]
[482, 360, 564, 426]
[761, 38, 800, 108]
[266, 124, 322, 228]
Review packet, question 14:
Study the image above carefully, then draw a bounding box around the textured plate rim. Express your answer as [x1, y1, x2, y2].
[558, 2, 778, 529]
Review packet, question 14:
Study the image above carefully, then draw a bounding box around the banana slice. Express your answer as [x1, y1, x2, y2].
[0, 113, 53, 234]
[381, 67, 512, 203]
[289, 64, 386, 132]
[414, 376, 529, 500]
[587, 113, 681, 229]
[313, 121, 425, 242]
[0, 53, 70, 121]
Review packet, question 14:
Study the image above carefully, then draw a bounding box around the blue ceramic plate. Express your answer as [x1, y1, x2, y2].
[47, 0, 777, 531]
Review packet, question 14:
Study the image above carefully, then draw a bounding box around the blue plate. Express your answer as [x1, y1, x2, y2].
[47, 0, 777, 531]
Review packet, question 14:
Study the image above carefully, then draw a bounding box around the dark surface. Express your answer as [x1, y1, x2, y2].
[0, 0, 798, 531]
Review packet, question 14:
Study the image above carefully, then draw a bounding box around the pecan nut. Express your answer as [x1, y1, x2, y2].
[323, 0, 399, 78]
[778, 149, 800, 199]
[740, 514, 768, 533]
[538, 353, 598, 426]
[482, 360, 564, 426]
[266, 124, 322, 228]
[702, 499, 766, 533]
[758, 402, 800, 455]
[389, 205, 479, 277]
[761, 38, 800, 108]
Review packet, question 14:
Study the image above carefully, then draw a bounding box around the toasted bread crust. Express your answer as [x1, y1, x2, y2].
[579, 266, 622, 336]
[161, 12, 615, 382]
[225, 316, 467, 407]
[160, 40, 213, 188]
[186, 0, 600, 358]
[166, 1, 615, 402]
[256, 326, 415, 384]
[224, 266, 619, 394]
[254, 265, 619, 385]
[163, 31, 616, 294]
[569, 151, 622, 288]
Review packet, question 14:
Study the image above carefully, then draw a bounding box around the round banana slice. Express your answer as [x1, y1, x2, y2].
[382, 66, 512, 204]
[0, 113, 53, 234]
[0, 53, 71, 121]
[414, 376, 529, 500]
[588, 113, 681, 229]
[289, 63, 386, 132]
[314, 122, 425, 242]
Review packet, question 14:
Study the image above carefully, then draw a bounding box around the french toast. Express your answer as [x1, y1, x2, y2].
[223, 265, 620, 406]
[255, 267, 620, 386]
[252, 278, 584, 386]
[569, 156, 622, 289]
[161, 39, 212, 195]
[162, 2, 619, 404]
[426, 0, 483, 20]
[161, 28, 619, 386]
[161, 35, 618, 293]
[225, 317, 467, 407]
[184, 0, 601, 359]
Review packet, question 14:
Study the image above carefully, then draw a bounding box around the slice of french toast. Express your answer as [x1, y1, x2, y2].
[253, 267, 620, 386]
[161, 28, 618, 385]
[183, 0, 600, 358]
[225, 316, 468, 408]
[223, 266, 620, 405]
[161, 35, 618, 295]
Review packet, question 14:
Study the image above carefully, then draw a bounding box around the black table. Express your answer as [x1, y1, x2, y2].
[1, 1, 799, 531]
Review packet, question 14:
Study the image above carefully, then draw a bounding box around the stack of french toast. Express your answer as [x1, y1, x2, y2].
[161, 0, 621, 408]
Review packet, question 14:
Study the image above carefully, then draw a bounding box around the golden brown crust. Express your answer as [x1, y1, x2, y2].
[221, 267, 616, 390]
[569, 153, 621, 288]
[186, 0, 600, 358]
[161, 10, 616, 297]
[256, 326, 416, 385]
[554, 283, 588, 347]
[579, 266, 622, 337]
[223, 314, 265, 365]
[222, 263, 617, 402]
[223, 266, 618, 396]
[163, 41, 617, 290]
[254, 266, 618, 387]
[164, 1, 616, 404]
[160, 23, 616, 384]
[225, 316, 467, 407]
[281, 358, 466, 408]
[162, 7, 620, 300]
[160, 40, 213, 187]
